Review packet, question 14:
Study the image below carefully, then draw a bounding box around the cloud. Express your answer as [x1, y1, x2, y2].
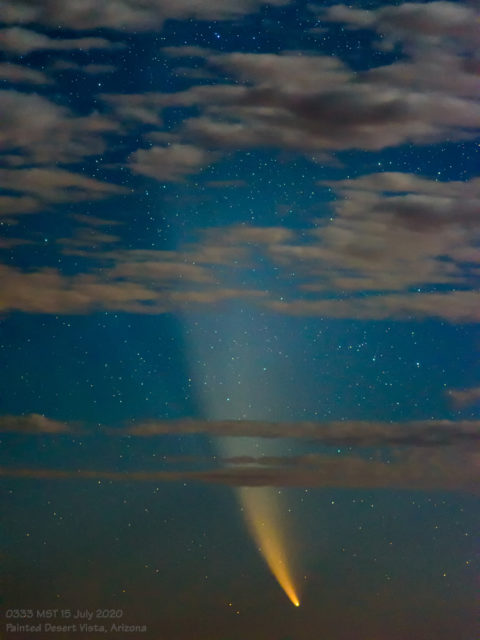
[0, 167, 126, 205]
[0, 413, 72, 434]
[0, 237, 33, 249]
[71, 214, 122, 227]
[0, 0, 289, 31]
[0, 62, 51, 85]
[98, 38, 480, 168]
[1, 413, 477, 493]
[0, 27, 122, 55]
[206, 449, 478, 493]
[2, 174, 480, 321]
[205, 180, 247, 188]
[0, 91, 120, 165]
[446, 386, 480, 409]
[257, 171, 480, 319]
[51, 60, 116, 75]
[57, 227, 121, 250]
[0, 261, 264, 314]
[0, 195, 42, 216]
[101, 93, 165, 125]
[99, 243, 249, 268]
[364, 50, 480, 100]
[7, 412, 479, 447]
[108, 259, 215, 284]
[120, 417, 480, 447]
[157, 49, 480, 154]
[203, 224, 295, 245]
[129, 144, 215, 182]
[0, 448, 477, 493]
[320, 2, 480, 53]
[0, 265, 158, 314]
[266, 291, 480, 323]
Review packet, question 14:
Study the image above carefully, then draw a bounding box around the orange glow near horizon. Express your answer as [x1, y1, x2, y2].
[238, 486, 300, 607]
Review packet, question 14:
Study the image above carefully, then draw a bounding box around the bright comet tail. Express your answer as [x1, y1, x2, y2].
[239, 486, 301, 607]
[184, 312, 302, 607]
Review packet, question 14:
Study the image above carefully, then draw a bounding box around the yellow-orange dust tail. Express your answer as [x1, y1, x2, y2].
[238, 486, 300, 607]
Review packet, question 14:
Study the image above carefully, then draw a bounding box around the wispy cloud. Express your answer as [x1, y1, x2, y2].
[129, 144, 215, 182]
[0, 27, 122, 55]
[0, 62, 51, 85]
[1, 447, 477, 494]
[0, 0, 290, 31]
[0, 413, 73, 434]
[320, 2, 479, 53]
[121, 417, 480, 447]
[446, 386, 480, 409]
[0, 92, 120, 166]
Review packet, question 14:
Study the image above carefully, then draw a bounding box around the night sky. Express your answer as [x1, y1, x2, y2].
[1, 1, 479, 639]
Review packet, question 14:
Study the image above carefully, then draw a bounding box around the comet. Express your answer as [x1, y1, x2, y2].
[182, 310, 302, 607]
[238, 486, 301, 607]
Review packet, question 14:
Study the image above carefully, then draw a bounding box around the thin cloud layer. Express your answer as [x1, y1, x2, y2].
[129, 144, 215, 182]
[0, 262, 265, 315]
[0, 27, 122, 54]
[446, 386, 480, 409]
[2, 413, 477, 492]
[4, 412, 478, 448]
[0, 0, 289, 31]
[0, 448, 476, 493]
[0, 413, 72, 434]
[121, 418, 480, 447]
[266, 291, 480, 323]
[0, 62, 51, 85]
[0, 167, 126, 205]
